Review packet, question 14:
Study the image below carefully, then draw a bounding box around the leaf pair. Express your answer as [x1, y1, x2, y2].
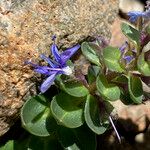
[96, 74, 143, 104]
[81, 41, 125, 73]
[21, 93, 96, 150]
[21, 93, 85, 136]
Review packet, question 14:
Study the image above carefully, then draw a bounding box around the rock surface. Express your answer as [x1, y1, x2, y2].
[110, 17, 127, 47]
[112, 100, 150, 133]
[97, 100, 150, 150]
[119, 0, 144, 13]
[0, 0, 119, 136]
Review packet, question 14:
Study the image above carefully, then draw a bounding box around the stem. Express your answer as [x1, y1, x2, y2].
[89, 82, 97, 94]
[137, 17, 142, 31]
[109, 115, 121, 143]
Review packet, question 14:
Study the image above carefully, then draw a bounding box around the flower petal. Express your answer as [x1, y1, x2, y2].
[51, 44, 61, 63]
[119, 41, 128, 53]
[60, 44, 80, 65]
[124, 56, 134, 64]
[40, 73, 57, 93]
[128, 11, 144, 22]
[34, 68, 48, 74]
[40, 54, 56, 68]
[34, 66, 57, 75]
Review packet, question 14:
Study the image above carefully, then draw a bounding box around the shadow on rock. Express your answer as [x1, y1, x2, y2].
[97, 116, 150, 150]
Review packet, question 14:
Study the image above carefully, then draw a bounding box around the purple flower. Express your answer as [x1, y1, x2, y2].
[128, 11, 144, 22]
[128, 8, 150, 22]
[119, 42, 133, 63]
[26, 40, 80, 93]
[124, 56, 134, 64]
[119, 41, 128, 53]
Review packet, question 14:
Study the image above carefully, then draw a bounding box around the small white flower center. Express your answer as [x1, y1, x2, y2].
[62, 66, 72, 75]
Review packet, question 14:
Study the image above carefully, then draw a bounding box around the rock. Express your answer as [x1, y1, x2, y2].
[135, 133, 144, 143]
[110, 17, 127, 47]
[112, 100, 150, 132]
[0, 0, 119, 136]
[119, 0, 144, 13]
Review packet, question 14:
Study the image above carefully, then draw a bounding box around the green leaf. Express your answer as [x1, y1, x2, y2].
[0, 134, 31, 150]
[58, 124, 96, 150]
[120, 89, 134, 105]
[137, 53, 150, 76]
[103, 46, 125, 72]
[121, 22, 140, 46]
[84, 95, 107, 134]
[0, 140, 14, 150]
[96, 74, 121, 101]
[58, 78, 89, 97]
[81, 42, 101, 66]
[21, 94, 57, 136]
[87, 65, 101, 84]
[128, 75, 143, 104]
[51, 92, 84, 128]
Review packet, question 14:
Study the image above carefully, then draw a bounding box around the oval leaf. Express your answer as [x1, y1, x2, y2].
[21, 95, 57, 136]
[51, 92, 84, 128]
[103, 46, 125, 72]
[128, 75, 143, 104]
[81, 42, 101, 66]
[96, 74, 121, 101]
[59, 79, 89, 97]
[121, 22, 140, 46]
[120, 89, 134, 105]
[84, 95, 107, 134]
[137, 53, 150, 76]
